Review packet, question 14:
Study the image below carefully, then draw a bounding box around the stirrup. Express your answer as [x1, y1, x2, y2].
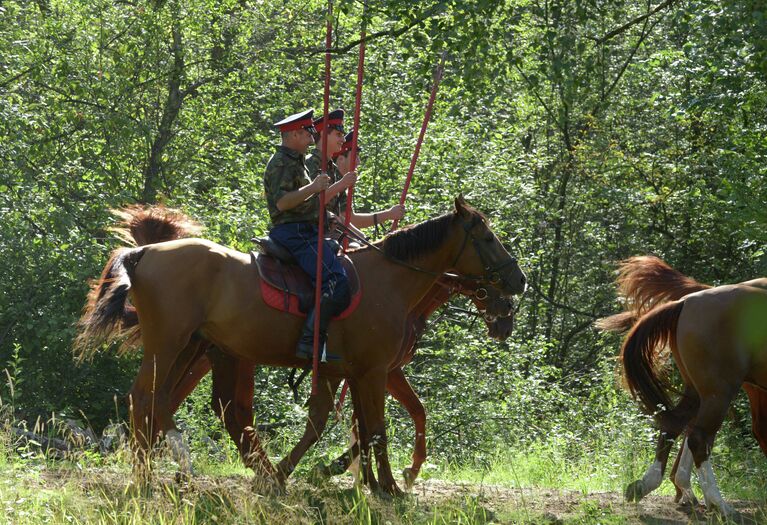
[295, 342, 341, 362]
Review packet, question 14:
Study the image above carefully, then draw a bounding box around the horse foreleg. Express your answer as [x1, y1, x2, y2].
[744, 383, 767, 457]
[275, 376, 341, 485]
[355, 370, 402, 496]
[349, 380, 378, 492]
[321, 411, 360, 478]
[385, 367, 425, 489]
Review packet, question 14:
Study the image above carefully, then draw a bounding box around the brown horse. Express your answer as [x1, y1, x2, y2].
[596, 256, 767, 507]
[167, 279, 514, 489]
[76, 197, 526, 495]
[612, 259, 767, 515]
[108, 205, 515, 489]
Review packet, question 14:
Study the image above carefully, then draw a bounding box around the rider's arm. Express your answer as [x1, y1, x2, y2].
[276, 175, 328, 211]
[350, 205, 405, 228]
[325, 171, 357, 200]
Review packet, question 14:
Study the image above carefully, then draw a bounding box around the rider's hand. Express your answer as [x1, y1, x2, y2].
[387, 204, 405, 221]
[310, 173, 331, 193]
[339, 171, 358, 190]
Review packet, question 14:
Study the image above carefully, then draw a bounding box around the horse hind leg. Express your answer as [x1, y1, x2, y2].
[686, 391, 739, 517]
[128, 329, 202, 479]
[625, 386, 699, 502]
[744, 383, 767, 457]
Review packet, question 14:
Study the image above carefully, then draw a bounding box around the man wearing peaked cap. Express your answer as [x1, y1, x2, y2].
[306, 109, 351, 220]
[263, 109, 351, 361]
[330, 130, 405, 235]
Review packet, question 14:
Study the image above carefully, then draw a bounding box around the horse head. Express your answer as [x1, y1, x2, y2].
[471, 284, 515, 341]
[450, 196, 527, 297]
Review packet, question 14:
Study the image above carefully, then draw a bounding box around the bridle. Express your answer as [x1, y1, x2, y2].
[447, 214, 521, 291]
[334, 212, 520, 290]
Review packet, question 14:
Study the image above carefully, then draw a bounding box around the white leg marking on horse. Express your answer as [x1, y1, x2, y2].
[697, 460, 734, 516]
[640, 460, 664, 493]
[674, 439, 696, 505]
[166, 429, 193, 474]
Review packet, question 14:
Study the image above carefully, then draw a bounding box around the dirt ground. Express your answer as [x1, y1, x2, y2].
[409, 478, 766, 524]
[32, 467, 766, 524]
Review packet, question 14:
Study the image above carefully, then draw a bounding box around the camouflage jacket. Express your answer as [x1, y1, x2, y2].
[263, 146, 319, 226]
[306, 148, 348, 218]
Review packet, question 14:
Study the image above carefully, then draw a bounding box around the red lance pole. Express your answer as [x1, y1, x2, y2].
[342, 0, 367, 252]
[336, 0, 368, 414]
[390, 51, 447, 232]
[313, 0, 333, 395]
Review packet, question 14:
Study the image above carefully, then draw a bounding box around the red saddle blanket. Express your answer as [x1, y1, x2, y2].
[252, 252, 362, 319]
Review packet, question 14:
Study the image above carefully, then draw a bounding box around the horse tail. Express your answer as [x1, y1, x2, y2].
[74, 247, 146, 360]
[594, 311, 637, 333]
[620, 300, 685, 429]
[617, 256, 710, 315]
[110, 204, 203, 246]
[108, 205, 202, 336]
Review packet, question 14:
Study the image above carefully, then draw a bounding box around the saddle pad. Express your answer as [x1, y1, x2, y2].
[253, 252, 362, 319]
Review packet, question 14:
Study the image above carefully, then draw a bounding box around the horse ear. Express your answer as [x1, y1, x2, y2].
[454, 195, 470, 218]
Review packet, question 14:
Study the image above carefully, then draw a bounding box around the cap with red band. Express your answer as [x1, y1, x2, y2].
[333, 130, 361, 159]
[273, 109, 316, 133]
[313, 109, 345, 134]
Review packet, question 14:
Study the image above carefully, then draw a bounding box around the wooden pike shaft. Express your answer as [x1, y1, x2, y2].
[313, 0, 333, 395]
[391, 52, 447, 231]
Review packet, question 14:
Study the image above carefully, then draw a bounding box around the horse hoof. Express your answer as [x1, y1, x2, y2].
[624, 480, 646, 502]
[253, 475, 283, 496]
[402, 468, 417, 489]
[174, 471, 192, 486]
[712, 501, 738, 519]
[676, 491, 699, 508]
[311, 463, 332, 482]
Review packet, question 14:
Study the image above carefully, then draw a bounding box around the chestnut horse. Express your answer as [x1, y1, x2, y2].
[596, 256, 767, 507]
[105, 205, 515, 488]
[167, 278, 514, 489]
[607, 257, 767, 515]
[76, 197, 526, 495]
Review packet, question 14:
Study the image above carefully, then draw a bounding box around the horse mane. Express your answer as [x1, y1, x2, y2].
[374, 203, 487, 263]
[110, 204, 203, 247]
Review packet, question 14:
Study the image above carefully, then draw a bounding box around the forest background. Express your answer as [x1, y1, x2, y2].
[1, 0, 766, 503]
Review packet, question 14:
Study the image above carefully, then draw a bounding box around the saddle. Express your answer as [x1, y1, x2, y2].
[251, 237, 361, 319]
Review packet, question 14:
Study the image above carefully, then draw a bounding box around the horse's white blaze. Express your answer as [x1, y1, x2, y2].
[640, 460, 664, 492]
[698, 460, 735, 516]
[674, 439, 696, 504]
[166, 429, 193, 474]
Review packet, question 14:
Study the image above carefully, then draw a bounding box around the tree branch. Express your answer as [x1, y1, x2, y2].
[593, 0, 677, 44]
[283, 6, 443, 56]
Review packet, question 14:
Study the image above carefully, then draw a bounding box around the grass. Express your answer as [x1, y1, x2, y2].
[0, 430, 765, 525]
